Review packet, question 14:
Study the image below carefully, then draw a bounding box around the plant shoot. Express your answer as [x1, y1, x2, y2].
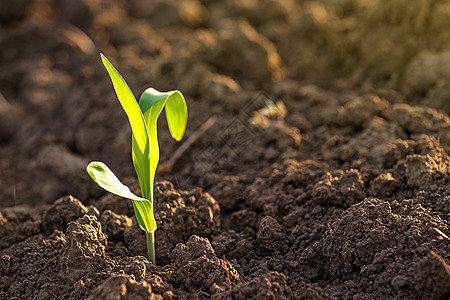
[87, 54, 188, 264]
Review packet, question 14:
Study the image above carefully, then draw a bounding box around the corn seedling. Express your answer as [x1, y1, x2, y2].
[87, 54, 187, 264]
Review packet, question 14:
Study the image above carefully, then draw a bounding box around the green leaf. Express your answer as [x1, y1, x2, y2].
[93, 54, 188, 236]
[86, 161, 156, 232]
[139, 88, 188, 141]
[137, 88, 188, 186]
[100, 54, 152, 199]
[86, 161, 145, 201]
[100, 54, 156, 233]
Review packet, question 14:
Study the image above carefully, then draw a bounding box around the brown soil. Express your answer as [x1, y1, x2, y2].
[1, 0, 449, 299]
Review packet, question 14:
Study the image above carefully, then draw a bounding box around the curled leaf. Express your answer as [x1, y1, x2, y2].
[86, 161, 156, 233]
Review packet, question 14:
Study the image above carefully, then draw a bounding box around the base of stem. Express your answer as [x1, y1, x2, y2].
[146, 232, 155, 264]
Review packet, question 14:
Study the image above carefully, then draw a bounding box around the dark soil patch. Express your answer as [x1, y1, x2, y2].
[1, 0, 449, 299]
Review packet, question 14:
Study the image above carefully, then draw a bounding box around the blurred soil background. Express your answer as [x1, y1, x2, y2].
[0, 0, 449, 299]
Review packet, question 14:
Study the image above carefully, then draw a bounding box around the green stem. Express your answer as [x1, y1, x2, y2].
[146, 232, 155, 264]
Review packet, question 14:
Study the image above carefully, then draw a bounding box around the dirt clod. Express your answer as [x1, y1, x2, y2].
[339, 94, 390, 128]
[312, 169, 365, 207]
[65, 215, 107, 281]
[210, 20, 284, 82]
[257, 216, 284, 251]
[388, 104, 450, 134]
[170, 235, 240, 294]
[155, 182, 221, 264]
[100, 210, 132, 240]
[212, 271, 293, 300]
[87, 274, 155, 300]
[414, 251, 450, 300]
[41, 195, 89, 234]
[124, 256, 148, 281]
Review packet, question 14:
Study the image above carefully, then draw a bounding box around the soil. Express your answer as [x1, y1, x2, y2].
[1, 0, 449, 299]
